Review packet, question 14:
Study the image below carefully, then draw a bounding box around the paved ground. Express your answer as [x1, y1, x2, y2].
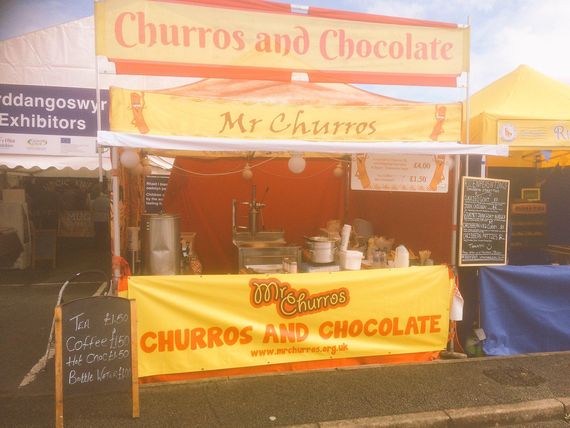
[1, 243, 570, 427]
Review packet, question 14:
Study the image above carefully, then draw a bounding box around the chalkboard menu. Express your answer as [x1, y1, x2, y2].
[144, 175, 169, 214]
[55, 296, 139, 425]
[459, 177, 510, 266]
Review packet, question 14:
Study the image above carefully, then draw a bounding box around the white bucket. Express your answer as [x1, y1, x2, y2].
[339, 250, 363, 270]
[394, 245, 410, 268]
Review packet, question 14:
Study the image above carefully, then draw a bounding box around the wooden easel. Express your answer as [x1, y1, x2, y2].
[55, 298, 139, 427]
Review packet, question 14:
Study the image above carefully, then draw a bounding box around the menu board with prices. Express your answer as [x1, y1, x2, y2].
[55, 296, 139, 426]
[350, 154, 449, 193]
[459, 177, 510, 266]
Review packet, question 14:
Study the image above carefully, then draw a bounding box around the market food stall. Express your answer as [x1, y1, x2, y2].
[462, 65, 570, 355]
[95, 0, 507, 382]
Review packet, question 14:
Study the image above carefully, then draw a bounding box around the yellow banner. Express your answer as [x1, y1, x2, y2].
[498, 120, 570, 148]
[110, 87, 462, 142]
[127, 266, 453, 377]
[96, 0, 469, 84]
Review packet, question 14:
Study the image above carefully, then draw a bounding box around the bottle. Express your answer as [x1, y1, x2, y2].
[289, 261, 297, 273]
[378, 250, 387, 267]
[373, 249, 381, 265]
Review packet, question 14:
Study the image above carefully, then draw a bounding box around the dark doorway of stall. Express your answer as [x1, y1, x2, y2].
[0, 235, 110, 286]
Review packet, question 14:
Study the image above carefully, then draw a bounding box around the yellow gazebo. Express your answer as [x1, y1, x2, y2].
[468, 65, 570, 167]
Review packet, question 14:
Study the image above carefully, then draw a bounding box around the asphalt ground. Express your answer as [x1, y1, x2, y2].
[1, 243, 570, 427]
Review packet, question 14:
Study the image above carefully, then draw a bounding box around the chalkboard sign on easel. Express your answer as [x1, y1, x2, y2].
[55, 296, 139, 427]
[459, 176, 510, 266]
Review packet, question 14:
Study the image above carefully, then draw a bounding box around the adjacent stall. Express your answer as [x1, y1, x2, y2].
[95, 0, 507, 381]
[463, 65, 570, 355]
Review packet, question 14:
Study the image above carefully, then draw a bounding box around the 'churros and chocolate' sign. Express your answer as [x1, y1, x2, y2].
[96, 0, 469, 85]
[125, 266, 453, 377]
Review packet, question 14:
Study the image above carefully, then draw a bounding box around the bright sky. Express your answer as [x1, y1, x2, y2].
[1, 0, 569, 102]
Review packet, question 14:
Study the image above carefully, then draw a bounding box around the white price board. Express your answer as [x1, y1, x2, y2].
[350, 154, 449, 193]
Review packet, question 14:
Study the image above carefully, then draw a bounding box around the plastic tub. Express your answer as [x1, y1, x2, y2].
[339, 250, 363, 270]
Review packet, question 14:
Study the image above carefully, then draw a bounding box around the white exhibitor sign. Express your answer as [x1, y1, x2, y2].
[351, 154, 449, 193]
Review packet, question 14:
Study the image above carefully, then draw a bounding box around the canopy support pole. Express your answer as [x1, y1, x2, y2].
[111, 147, 121, 293]
[443, 17, 471, 360]
[96, 56, 103, 183]
[464, 16, 472, 177]
[451, 154, 460, 267]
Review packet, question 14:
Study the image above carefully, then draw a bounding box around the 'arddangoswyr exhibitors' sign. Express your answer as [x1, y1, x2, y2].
[459, 177, 510, 266]
[0, 84, 109, 156]
[95, 0, 469, 86]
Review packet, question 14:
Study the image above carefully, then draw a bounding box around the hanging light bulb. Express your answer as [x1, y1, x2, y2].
[119, 149, 140, 169]
[288, 153, 306, 174]
[242, 163, 253, 180]
[333, 162, 343, 178]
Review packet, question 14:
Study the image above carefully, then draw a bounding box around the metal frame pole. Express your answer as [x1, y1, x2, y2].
[450, 154, 460, 267]
[96, 57, 103, 183]
[112, 147, 121, 293]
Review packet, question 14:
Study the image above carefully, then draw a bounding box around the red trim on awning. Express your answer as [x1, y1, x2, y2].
[153, 0, 459, 28]
[111, 59, 459, 87]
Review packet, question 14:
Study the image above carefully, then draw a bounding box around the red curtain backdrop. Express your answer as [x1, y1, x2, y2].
[348, 168, 455, 264]
[163, 157, 347, 273]
[163, 157, 454, 272]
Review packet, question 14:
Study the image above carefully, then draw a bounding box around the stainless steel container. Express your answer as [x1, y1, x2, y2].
[141, 213, 180, 275]
[305, 236, 337, 264]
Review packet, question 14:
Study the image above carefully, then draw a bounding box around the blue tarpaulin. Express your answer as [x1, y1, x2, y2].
[480, 265, 570, 355]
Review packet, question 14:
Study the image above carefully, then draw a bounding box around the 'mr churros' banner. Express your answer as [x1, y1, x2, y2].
[110, 86, 462, 142]
[95, 0, 469, 85]
[126, 266, 453, 377]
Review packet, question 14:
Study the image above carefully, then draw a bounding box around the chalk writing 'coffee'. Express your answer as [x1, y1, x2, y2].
[61, 296, 133, 394]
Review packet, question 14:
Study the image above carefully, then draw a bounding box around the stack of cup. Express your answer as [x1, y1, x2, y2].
[340, 224, 351, 252]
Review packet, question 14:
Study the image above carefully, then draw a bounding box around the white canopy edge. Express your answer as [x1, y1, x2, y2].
[98, 131, 509, 157]
[0, 154, 111, 176]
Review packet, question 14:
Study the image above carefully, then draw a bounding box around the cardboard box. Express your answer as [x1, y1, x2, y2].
[2, 189, 26, 203]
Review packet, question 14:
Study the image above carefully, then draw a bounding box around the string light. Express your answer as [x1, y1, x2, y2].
[119, 149, 140, 169]
[333, 162, 343, 178]
[242, 163, 253, 180]
[288, 153, 306, 174]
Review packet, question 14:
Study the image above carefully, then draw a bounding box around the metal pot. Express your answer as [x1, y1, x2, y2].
[305, 236, 336, 264]
[141, 213, 180, 275]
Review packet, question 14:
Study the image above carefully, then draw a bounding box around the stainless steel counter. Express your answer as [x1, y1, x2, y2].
[233, 230, 300, 273]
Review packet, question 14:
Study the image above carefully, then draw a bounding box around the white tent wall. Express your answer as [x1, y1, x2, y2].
[0, 16, 197, 90]
[0, 16, 197, 175]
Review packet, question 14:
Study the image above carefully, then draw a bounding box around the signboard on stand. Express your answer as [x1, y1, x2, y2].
[459, 177, 509, 266]
[351, 154, 449, 192]
[55, 296, 139, 427]
[144, 175, 169, 214]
